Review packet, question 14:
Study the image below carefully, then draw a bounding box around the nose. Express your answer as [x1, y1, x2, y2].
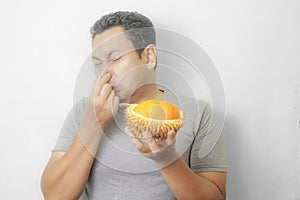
[102, 66, 117, 86]
[108, 77, 115, 86]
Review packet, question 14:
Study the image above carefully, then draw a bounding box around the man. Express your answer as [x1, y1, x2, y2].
[41, 11, 227, 199]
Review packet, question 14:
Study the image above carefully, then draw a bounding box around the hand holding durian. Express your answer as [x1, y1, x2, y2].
[122, 100, 185, 168]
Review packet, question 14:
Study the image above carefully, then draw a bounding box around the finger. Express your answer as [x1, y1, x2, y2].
[125, 127, 150, 153]
[106, 90, 115, 112]
[119, 103, 131, 108]
[99, 83, 112, 101]
[145, 132, 160, 152]
[166, 130, 176, 146]
[155, 139, 168, 147]
[129, 135, 150, 153]
[113, 96, 120, 114]
[107, 89, 115, 103]
[94, 73, 112, 96]
[107, 90, 119, 114]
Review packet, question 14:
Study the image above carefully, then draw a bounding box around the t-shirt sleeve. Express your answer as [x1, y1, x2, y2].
[52, 98, 87, 152]
[190, 103, 227, 173]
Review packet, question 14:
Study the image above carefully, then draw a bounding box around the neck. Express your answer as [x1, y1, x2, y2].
[129, 84, 164, 104]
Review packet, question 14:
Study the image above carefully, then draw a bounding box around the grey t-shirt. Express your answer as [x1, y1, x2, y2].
[53, 90, 227, 199]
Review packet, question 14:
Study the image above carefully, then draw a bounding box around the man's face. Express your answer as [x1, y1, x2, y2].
[92, 26, 152, 103]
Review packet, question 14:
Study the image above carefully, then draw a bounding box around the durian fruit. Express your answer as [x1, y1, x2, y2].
[123, 100, 184, 139]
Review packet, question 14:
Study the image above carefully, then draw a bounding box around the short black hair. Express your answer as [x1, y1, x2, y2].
[90, 11, 156, 59]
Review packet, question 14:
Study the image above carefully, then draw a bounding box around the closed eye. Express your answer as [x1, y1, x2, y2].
[92, 56, 105, 66]
[108, 50, 122, 62]
[95, 61, 104, 66]
[111, 55, 122, 61]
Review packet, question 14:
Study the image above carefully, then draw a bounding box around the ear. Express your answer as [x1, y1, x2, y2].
[141, 44, 157, 69]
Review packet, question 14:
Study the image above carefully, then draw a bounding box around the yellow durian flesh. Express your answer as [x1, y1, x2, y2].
[124, 100, 184, 139]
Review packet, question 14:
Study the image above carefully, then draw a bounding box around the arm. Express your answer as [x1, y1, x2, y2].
[41, 73, 119, 199]
[128, 130, 226, 200]
[159, 157, 226, 200]
[41, 133, 100, 200]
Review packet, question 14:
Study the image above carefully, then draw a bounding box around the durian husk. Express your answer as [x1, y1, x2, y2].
[123, 103, 184, 139]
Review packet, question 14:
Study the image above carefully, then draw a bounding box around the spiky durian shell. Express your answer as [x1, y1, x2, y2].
[124, 101, 184, 139]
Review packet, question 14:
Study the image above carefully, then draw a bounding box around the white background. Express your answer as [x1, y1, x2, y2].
[0, 0, 299, 199]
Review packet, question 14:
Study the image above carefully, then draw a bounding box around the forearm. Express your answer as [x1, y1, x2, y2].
[41, 120, 103, 199]
[158, 157, 225, 200]
[41, 73, 118, 199]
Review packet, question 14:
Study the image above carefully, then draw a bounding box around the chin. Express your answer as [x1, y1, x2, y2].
[116, 88, 133, 103]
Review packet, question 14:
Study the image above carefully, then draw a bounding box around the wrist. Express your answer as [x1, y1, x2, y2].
[78, 118, 105, 156]
[81, 116, 107, 134]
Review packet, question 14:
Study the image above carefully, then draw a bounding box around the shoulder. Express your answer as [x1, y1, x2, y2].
[67, 97, 88, 125]
[178, 95, 209, 111]
[74, 97, 88, 109]
[73, 97, 88, 114]
[177, 95, 211, 122]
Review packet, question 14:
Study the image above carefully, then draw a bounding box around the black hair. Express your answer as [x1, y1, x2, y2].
[90, 11, 156, 59]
